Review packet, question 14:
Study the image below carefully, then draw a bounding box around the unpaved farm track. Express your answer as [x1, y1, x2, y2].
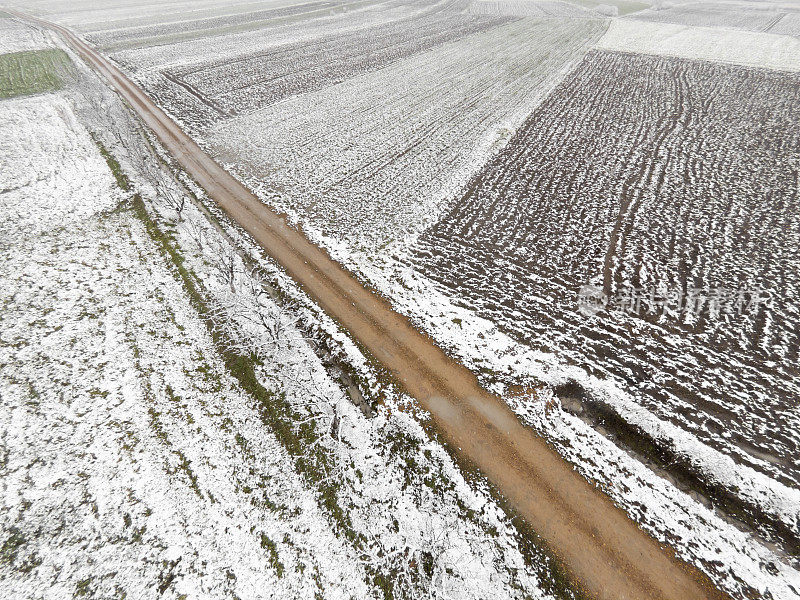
[11, 10, 730, 600]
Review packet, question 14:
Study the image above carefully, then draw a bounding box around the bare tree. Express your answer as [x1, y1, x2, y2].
[206, 239, 238, 293]
[182, 217, 206, 253]
[134, 151, 188, 221]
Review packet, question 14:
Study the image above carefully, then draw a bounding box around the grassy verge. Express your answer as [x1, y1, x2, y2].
[129, 193, 355, 529]
[0, 49, 72, 99]
[94, 135, 587, 598]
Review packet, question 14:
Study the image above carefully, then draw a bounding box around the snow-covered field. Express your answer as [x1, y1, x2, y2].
[0, 14, 51, 53]
[0, 93, 370, 600]
[597, 18, 800, 71]
[628, 0, 800, 34]
[0, 17, 575, 600]
[204, 17, 606, 253]
[3, 1, 800, 598]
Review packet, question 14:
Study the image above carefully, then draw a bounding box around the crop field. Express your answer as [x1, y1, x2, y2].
[73, 0, 531, 135]
[0, 48, 71, 98]
[202, 17, 606, 252]
[105, 3, 420, 72]
[770, 12, 800, 37]
[411, 49, 800, 492]
[4, 1, 800, 597]
[83, 0, 378, 50]
[595, 19, 800, 73]
[165, 11, 511, 116]
[629, 1, 800, 34]
[466, 0, 591, 17]
[466, 0, 649, 17]
[36, 0, 463, 55]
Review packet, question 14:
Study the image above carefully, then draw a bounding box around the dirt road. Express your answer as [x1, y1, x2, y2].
[12, 10, 729, 600]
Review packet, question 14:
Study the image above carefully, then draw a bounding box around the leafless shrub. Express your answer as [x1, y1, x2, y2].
[127, 147, 187, 220]
[357, 517, 469, 600]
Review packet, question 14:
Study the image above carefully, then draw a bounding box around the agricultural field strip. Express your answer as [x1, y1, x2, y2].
[0, 48, 71, 99]
[205, 17, 608, 253]
[466, 0, 593, 17]
[75, 0, 337, 33]
[628, 0, 800, 34]
[769, 11, 800, 37]
[84, 0, 363, 48]
[14, 0, 303, 28]
[596, 19, 800, 72]
[169, 9, 513, 115]
[106, 0, 440, 73]
[11, 10, 737, 600]
[466, 0, 651, 17]
[102, 0, 508, 133]
[93, 0, 395, 52]
[92, 0, 512, 116]
[410, 48, 800, 518]
[0, 91, 370, 600]
[32, 0, 448, 132]
[76, 0, 322, 32]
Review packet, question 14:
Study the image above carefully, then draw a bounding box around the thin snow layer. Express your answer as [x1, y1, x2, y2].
[82, 0, 437, 52]
[146, 165, 558, 600]
[0, 94, 369, 599]
[9, 0, 303, 29]
[466, 0, 592, 17]
[104, 1, 425, 71]
[205, 17, 607, 254]
[467, 0, 648, 18]
[627, 1, 800, 34]
[0, 16, 53, 53]
[596, 18, 800, 71]
[338, 252, 800, 599]
[48, 0, 312, 32]
[769, 12, 800, 37]
[0, 81, 559, 598]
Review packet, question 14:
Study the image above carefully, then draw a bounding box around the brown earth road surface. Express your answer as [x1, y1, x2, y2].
[10, 9, 731, 600]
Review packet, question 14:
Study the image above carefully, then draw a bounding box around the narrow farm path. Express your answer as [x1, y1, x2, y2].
[10, 10, 730, 600]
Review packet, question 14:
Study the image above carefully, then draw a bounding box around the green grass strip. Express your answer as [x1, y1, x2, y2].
[0, 49, 72, 99]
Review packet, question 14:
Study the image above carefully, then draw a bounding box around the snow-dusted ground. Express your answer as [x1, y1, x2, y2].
[3, 3, 799, 599]
[466, 0, 594, 17]
[204, 17, 606, 253]
[598, 18, 800, 71]
[0, 91, 368, 600]
[0, 14, 52, 53]
[627, 0, 800, 34]
[0, 22, 568, 600]
[466, 0, 649, 18]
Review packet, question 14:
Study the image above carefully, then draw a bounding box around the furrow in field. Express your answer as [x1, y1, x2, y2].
[410, 50, 800, 496]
